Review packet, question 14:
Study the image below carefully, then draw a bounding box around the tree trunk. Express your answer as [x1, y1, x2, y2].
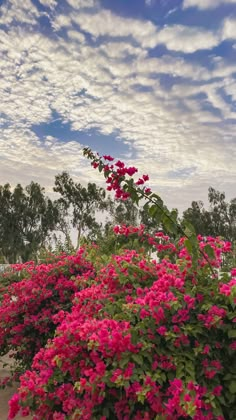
[76, 223, 82, 249]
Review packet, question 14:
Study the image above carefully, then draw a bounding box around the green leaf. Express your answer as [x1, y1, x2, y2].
[143, 202, 150, 212]
[102, 407, 110, 417]
[132, 354, 144, 365]
[176, 363, 185, 378]
[185, 362, 195, 379]
[131, 330, 139, 344]
[119, 356, 130, 369]
[228, 329, 236, 338]
[162, 214, 177, 235]
[149, 205, 158, 217]
[152, 194, 164, 206]
[188, 233, 198, 247]
[224, 373, 236, 381]
[204, 244, 215, 259]
[170, 209, 178, 222]
[229, 381, 236, 394]
[185, 239, 193, 253]
[98, 163, 103, 173]
[183, 221, 196, 235]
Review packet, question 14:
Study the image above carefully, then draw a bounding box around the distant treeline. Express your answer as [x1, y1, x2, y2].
[0, 171, 235, 263]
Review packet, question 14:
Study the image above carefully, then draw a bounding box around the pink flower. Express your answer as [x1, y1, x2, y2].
[219, 284, 231, 296]
[136, 178, 145, 185]
[230, 341, 236, 350]
[113, 225, 120, 234]
[103, 155, 114, 161]
[184, 295, 195, 308]
[111, 369, 123, 383]
[115, 160, 125, 168]
[8, 394, 20, 419]
[170, 378, 183, 391]
[184, 394, 191, 402]
[123, 363, 135, 379]
[126, 167, 138, 176]
[157, 326, 167, 336]
[212, 385, 223, 396]
[202, 345, 210, 355]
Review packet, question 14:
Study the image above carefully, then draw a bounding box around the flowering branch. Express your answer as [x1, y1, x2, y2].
[83, 148, 215, 274]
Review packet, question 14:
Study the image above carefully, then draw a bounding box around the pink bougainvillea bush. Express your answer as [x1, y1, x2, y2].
[0, 249, 94, 378]
[8, 229, 236, 419]
[5, 151, 236, 419]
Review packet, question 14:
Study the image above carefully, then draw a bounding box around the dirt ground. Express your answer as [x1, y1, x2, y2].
[0, 355, 32, 420]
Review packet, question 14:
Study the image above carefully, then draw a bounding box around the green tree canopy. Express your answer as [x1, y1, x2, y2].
[108, 197, 139, 226]
[0, 182, 59, 263]
[182, 187, 236, 241]
[53, 172, 107, 247]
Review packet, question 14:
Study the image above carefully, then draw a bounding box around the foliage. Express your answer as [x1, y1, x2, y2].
[83, 149, 211, 270]
[0, 249, 94, 378]
[0, 263, 30, 302]
[0, 182, 59, 263]
[54, 172, 108, 248]
[0, 170, 235, 265]
[5, 150, 236, 420]
[53, 234, 76, 256]
[83, 197, 140, 257]
[221, 241, 236, 272]
[182, 188, 236, 242]
[8, 229, 236, 420]
[109, 197, 139, 226]
[85, 222, 146, 258]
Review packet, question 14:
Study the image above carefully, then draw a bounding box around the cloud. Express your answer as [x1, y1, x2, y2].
[39, 0, 57, 8]
[0, 0, 41, 26]
[66, 9, 236, 53]
[52, 14, 72, 31]
[183, 0, 236, 9]
[67, 30, 86, 44]
[222, 17, 236, 40]
[212, 56, 236, 79]
[0, 125, 101, 189]
[72, 9, 160, 49]
[224, 78, 236, 101]
[0, 1, 235, 210]
[66, 0, 97, 8]
[157, 24, 220, 53]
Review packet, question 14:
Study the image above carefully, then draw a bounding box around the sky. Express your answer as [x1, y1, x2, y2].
[0, 0, 236, 212]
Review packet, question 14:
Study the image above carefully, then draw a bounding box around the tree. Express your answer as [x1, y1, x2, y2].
[0, 182, 59, 263]
[182, 200, 211, 236]
[208, 187, 236, 240]
[182, 187, 236, 241]
[108, 197, 139, 226]
[53, 172, 107, 248]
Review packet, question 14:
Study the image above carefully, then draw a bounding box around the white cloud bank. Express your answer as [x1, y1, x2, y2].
[222, 18, 236, 40]
[183, 0, 236, 9]
[0, 0, 235, 210]
[71, 9, 236, 53]
[157, 25, 220, 53]
[38, 0, 57, 8]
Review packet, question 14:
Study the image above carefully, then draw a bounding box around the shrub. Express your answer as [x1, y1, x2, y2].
[9, 231, 236, 419]
[7, 151, 236, 419]
[0, 249, 94, 379]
